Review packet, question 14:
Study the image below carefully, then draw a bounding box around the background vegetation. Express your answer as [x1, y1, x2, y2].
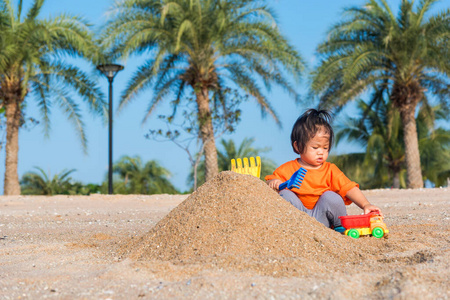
[1, 0, 448, 195]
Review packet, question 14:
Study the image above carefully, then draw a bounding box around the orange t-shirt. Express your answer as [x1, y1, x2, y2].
[265, 160, 358, 209]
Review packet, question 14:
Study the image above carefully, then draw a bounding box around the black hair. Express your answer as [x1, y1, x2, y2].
[290, 109, 334, 155]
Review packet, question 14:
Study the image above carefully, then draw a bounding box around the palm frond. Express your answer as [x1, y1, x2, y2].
[25, 0, 44, 21]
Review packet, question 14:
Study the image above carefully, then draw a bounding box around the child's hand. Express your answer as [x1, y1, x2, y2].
[363, 204, 383, 217]
[267, 179, 283, 190]
[346, 187, 383, 217]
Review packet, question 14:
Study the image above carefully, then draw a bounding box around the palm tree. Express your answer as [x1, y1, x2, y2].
[112, 155, 178, 194]
[20, 167, 76, 195]
[417, 106, 450, 187]
[311, 0, 450, 188]
[334, 98, 450, 188]
[420, 127, 450, 187]
[188, 137, 277, 189]
[334, 98, 406, 188]
[0, 0, 104, 195]
[102, 0, 304, 182]
[328, 153, 381, 189]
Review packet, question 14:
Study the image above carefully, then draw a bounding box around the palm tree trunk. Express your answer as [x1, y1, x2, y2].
[392, 171, 400, 189]
[4, 99, 21, 195]
[196, 87, 218, 182]
[400, 105, 424, 188]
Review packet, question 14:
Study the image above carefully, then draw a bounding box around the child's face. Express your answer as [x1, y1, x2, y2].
[297, 128, 330, 168]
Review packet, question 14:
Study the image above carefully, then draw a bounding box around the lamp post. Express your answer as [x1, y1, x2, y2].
[97, 64, 124, 194]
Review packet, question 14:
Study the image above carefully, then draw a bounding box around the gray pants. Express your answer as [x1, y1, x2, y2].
[279, 189, 346, 228]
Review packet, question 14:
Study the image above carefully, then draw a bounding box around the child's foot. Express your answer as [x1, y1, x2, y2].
[334, 226, 346, 233]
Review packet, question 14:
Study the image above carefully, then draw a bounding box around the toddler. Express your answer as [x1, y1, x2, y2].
[266, 109, 382, 231]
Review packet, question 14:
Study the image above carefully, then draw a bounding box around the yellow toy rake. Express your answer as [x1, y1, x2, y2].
[230, 156, 261, 178]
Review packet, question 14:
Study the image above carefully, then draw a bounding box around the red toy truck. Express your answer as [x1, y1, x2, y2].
[339, 212, 389, 239]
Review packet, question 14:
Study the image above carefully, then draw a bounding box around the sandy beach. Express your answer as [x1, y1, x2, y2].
[0, 172, 449, 299]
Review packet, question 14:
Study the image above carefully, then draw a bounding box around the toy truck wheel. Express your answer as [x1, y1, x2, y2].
[372, 227, 384, 238]
[347, 229, 360, 239]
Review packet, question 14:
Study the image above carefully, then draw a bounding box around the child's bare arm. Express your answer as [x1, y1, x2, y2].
[267, 179, 283, 190]
[346, 187, 383, 216]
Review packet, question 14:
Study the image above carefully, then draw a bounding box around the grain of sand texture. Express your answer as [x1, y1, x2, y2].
[0, 171, 449, 299]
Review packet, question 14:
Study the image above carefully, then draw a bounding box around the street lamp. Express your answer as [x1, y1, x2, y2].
[97, 64, 124, 194]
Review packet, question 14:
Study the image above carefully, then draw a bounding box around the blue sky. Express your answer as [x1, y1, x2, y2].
[1, 0, 448, 193]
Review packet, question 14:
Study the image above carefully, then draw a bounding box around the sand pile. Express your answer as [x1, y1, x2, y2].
[122, 171, 375, 274]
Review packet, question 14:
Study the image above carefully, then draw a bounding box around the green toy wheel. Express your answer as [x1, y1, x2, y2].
[347, 229, 360, 239]
[372, 227, 384, 238]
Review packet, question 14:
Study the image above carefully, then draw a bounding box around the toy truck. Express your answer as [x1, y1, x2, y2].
[339, 212, 389, 239]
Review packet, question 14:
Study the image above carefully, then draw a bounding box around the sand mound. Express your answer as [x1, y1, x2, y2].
[122, 171, 375, 274]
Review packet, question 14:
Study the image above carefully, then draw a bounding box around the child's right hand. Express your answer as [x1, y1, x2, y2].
[267, 179, 283, 190]
[363, 204, 383, 217]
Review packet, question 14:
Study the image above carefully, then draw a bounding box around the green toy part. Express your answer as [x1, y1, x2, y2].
[372, 227, 384, 238]
[347, 229, 360, 239]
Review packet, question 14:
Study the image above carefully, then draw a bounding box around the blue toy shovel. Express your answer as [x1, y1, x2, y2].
[279, 167, 307, 190]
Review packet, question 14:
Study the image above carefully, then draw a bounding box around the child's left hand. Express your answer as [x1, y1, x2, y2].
[363, 204, 383, 217]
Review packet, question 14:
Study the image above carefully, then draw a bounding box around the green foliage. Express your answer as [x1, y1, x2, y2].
[21, 167, 75, 195]
[0, 0, 105, 150]
[101, 0, 304, 177]
[69, 182, 101, 195]
[20, 167, 101, 195]
[108, 155, 179, 194]
[332, 97, 450, 188]
[328, 153, 384, 188]
[417, 107, 450, 187]
[188, 137, 277, 189]
[102, 0, 303, 116]
[311, 0, 450, 187]
[336, 91, 407, 187]
[312, 0, 450, 110]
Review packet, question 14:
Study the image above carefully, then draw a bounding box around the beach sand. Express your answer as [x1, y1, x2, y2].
[0, 171, 449, 299]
